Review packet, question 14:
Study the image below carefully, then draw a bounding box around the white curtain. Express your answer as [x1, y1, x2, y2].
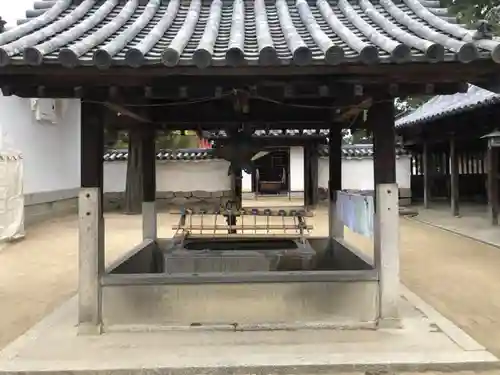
[336, 191, 374, 238]
[0, 130, 25, 247]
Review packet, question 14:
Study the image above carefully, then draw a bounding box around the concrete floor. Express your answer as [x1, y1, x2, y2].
[1, 199, 500, 373]
[411, 203, 500, 248]
[0, 292, 495, 374]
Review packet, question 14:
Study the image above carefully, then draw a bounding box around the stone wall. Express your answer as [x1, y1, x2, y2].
[104, 190, 233, 212]
[24, 188, 79, 227]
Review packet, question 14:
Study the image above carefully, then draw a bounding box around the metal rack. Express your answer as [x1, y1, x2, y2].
[172, 203, 313, 243]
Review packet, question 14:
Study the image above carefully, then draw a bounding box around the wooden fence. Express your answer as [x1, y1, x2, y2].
[410, 149, 487, 203]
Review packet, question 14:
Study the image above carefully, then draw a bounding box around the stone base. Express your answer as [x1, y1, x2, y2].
[25, 198, 78, 226]
[0, 290, 497, 374]
[103, 191, 232, 212]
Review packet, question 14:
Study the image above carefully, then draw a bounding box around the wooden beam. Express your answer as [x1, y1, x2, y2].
[0, 59, 497, 81]
[337, 98, 372, 123]
[102, 102, 152, 124]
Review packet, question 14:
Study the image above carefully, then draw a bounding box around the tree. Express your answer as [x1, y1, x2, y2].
[442, 0, 500, 27]
[155, 130, 199, 150]
[106, 129, 200, 214]
[395, 96, 430, 117]
[351, 129, 372, 144]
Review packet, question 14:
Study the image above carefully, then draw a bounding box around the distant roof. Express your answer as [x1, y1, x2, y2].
[104, 145, 408, 162]
[204, 129, 330, 139]
[396, 85, 500, 128]
[0, 0, 499, 68]
[319, 144, 409, 159]
[104, 148, 216, 162]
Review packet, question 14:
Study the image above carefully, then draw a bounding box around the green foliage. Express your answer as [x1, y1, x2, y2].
[155, 130, 199, 150]
[394, 0, 500, 118]
[395, 96, 430, 117]
[106, 130, 199, 150]
[351, 129, 372, 144]
[342, 129, 372, 144]
[442, 0, 500, 26]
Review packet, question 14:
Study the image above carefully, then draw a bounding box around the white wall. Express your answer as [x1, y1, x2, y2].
[104, 159, 231, 193]
[289, 146, 304, 192]
[318, 156, 412, 191]
[0, 95, 80, 195]
[103, 153, 412, 195]
[242, 171, 252, 192]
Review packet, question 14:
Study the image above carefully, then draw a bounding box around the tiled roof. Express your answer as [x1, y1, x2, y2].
[395, 84, 500, 128]
[103, 148, 217, 161]
[205, 129, 330, 138]
[319, 144, 409, 158]
[1, 0, 499, 68]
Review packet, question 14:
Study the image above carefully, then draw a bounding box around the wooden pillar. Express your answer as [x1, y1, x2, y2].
[329, 127, 343, 241]
[303, 145, 311, 208]
[78, 101, 104, 335]
[230, 167, 242, 208]
[370, 99, 400, 326]
[487, 145, 499, 225]
[423, 142, 431, 209]
[449, 136, 460, 217]
[124, 128, 144, 214]
[141, 128, 157, 239]
[310, 143, 319, 207]
[302, 143, 319, 208]
[228, 166, 242, 233]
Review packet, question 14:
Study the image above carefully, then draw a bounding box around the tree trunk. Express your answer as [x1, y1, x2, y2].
[124, 128, 143, 214]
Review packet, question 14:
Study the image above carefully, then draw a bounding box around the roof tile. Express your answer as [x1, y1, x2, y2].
[396, 84, 500, 128]
[319, 144, 408, 158]
[1, 0, 499, 68]
[103, 148, 217, 161]
[104, 144, 408, 161]
[204, 129, 330, 138]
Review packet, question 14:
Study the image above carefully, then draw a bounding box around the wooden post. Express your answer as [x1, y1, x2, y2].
[227, 166, 242, 233]
[141, 128, 157, 239]
[310, 143, 319, 207]
[78, 101, 104, 335]
[370, 99, 400, 326]
[423, 141, 431, 209]
[487, 145, 499, 225]
[375, 182, 399, 324]
[303, 145, 311, 208]
[329, 127, 343, 241]
[124, 128, 143, 214]
[449, 136, 460, 217]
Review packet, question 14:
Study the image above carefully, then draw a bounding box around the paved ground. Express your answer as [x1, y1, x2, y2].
[412, 203, 500, 248]
[1, 200, 500, 374]
[343, 215, 500, 359]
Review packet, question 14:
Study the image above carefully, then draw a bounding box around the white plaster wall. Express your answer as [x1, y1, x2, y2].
[289, 146, 304, 192]
[318, 156, 411, 191]
[0, 95, 80, 195]
[242, 171, 252, 193]
[104, 160, 231, 193]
